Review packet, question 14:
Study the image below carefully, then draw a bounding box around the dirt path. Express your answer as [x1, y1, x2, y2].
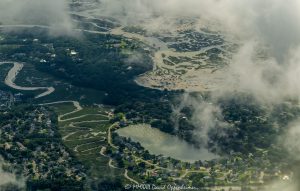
[108, 159, 119, 169]
[38, 101, 84, 122]
[107, 123, 118, 149]
[60, 114, 107, 122]
[58, 101, 83, 121]
[73, 141, 103, 152]
[62, 132, 77, 141]
[100, 146, 107, 157]
[124, 169, 139, 184]
[172, 169, 209, 180]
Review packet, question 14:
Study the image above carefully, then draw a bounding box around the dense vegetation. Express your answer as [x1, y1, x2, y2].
[0, 105, 85, 191]
[173, 93, 300, 160]
[1, 27, 300, 189]
[2, 29, 300, 160]
[0, 28, 179, 134]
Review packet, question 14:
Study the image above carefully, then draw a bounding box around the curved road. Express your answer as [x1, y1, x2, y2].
[0, 23, 195, 185]
[124, 169, 139, 184]
[39, 101, 82, 121]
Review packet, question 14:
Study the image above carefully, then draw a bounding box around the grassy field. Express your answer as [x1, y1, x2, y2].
[60, 107, 108, 120]
[49, 102, 76, 115]
[49, 103, 124, 181]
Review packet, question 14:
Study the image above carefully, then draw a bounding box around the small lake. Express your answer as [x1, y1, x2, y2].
[116, 124, 218, 162]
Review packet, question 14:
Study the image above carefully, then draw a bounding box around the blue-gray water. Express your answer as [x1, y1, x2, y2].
[116, 124, 218, 162]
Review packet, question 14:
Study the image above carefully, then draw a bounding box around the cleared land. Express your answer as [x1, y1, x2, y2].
[47, 102, 124, 180]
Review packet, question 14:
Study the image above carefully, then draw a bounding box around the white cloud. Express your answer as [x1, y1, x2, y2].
[0, 158, 25, 189]
[0, 0, 73, 33]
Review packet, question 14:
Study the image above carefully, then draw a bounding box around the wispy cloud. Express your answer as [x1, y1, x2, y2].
[0, 0, 73, 34]
[0, 158, 25, 189]
[97, 1, 300, 189]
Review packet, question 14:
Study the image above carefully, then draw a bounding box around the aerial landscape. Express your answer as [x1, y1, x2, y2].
[1, 0, 300, 191]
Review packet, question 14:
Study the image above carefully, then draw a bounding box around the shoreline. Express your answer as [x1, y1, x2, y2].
[1, 62, 55, 99]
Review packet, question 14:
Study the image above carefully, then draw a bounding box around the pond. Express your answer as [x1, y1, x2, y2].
[116, 124, 218, 162]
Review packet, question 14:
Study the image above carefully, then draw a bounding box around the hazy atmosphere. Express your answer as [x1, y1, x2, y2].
[0, 0, 299, 190]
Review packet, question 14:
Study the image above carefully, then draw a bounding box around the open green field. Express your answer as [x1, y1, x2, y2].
[60, 106, 108, 120]
[49, 102, 76, 115]
[60, 115, 108, 125]
[71, 122, 110, 131]
[49, 102, 124, 181]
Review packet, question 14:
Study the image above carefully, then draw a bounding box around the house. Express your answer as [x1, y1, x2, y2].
[46, 120, 52, 127]
[40, 59, 47, 63]
[70, 50, 78, 55]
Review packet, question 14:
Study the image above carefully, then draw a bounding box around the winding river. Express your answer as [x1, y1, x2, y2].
[1, 25, 218, 162]
[1, 62, 55, 99]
